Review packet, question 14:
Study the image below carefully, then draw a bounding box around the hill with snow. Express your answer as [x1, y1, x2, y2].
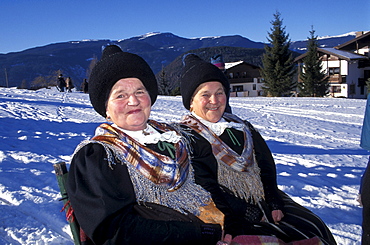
[0, 86, 368, 244]
[0, 31, 357, 90]
[290, 32, 356, 52]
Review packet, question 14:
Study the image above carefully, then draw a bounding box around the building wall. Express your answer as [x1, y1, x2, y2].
[320, 59, 368, 98]
[229, 79, 264, 97]
[296, 32, 370, 98]
[227, 63, 263, 97]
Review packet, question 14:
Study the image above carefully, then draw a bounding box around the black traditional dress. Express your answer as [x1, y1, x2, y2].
[180, 112, 336, 245]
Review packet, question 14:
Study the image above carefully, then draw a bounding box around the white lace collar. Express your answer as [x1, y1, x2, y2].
[96, 124, 182, 145]
[191, 112, 245, 136]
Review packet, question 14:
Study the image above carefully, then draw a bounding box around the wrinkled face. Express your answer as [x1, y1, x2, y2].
[190, 81, 227, 123]
[106, 78, 151, 131]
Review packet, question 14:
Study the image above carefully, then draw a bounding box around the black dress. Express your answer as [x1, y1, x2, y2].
[67, 141, 221, 245]
[183, 120, 337, 245]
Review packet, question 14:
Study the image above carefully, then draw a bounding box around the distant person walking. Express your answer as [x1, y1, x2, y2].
[57, 74, 66, 92]
[360, 80, 370, 245]
[81, 79, 88, 93]
[65, 77, 74, 92]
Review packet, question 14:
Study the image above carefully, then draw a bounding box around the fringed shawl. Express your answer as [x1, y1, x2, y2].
[180, 113, 265, 204]
[73, 121, 211, 215]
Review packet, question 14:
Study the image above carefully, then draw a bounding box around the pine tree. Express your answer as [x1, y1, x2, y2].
[298, 27, 329, 97]
[261, 12, 296, 97]
[158, 66, 171, 95]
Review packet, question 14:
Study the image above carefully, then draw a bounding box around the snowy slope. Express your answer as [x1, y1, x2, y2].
[0, 87, 367, 244]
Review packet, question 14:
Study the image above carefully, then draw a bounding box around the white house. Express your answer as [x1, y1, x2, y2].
[225, 61, 264, 97]
[295, 31, 370, 98]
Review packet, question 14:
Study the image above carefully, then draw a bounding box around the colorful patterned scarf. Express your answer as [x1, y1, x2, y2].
[92, 121, 189, 191]
[180, 113, 265, 204]
[74, 121, 211, 215]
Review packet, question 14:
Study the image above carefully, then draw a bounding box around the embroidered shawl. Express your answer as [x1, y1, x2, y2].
[73, 121, 211, 215]
[180, 113, 265, 204]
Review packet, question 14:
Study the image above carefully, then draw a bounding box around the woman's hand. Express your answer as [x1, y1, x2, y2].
[271, 210, 284, 223]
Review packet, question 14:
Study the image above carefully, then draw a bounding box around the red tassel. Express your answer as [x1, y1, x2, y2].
[60, 200, 75, 222]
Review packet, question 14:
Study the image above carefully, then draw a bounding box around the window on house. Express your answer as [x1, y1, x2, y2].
[349, 84, 355, 95]
[233, 85, 243, 92]
[328, 67, 340, 75]
[365, 70, 370, 80]
[253, 84, 256, 90]
[358, 78, 366, 87]
[332, 85, 341, 93]
[228, 73, 233, 79]
[242, 72, 247, 78]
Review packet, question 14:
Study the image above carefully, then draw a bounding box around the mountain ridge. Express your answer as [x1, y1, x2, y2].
[0, 32, 356, 89]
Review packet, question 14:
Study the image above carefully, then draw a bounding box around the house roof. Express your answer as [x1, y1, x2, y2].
[320, 48, 366, 60]
[294, 47, 367, 62]
[225, 61, 259, 70]
[335, 31, 370, 50]
[225, 61, 243, 69]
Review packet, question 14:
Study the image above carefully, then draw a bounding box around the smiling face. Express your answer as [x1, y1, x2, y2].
[190, 81, 227, 123]
[106, 78, 151, 131]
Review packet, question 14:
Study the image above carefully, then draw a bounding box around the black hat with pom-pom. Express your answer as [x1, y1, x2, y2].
[179, 54, 230, 110]
[88, 45, 158, 117]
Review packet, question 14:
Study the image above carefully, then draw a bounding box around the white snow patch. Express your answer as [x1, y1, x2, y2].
[0, 87, 367, 244]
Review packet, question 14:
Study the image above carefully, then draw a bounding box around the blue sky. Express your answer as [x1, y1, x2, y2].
[0, 0, 369, 54]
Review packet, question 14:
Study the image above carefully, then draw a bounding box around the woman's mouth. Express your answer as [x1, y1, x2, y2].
[207, 107, 219, 111]
[127, 109, 142, 114]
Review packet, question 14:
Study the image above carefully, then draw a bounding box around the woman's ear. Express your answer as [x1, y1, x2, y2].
[106, 111, 111, 121]
[189, 98, 194, 112]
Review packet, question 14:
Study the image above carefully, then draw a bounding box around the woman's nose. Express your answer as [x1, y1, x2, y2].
[209, 95, 218, 103]
[128, 94, 139, 105]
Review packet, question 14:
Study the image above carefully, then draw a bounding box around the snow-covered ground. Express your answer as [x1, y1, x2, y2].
[0, 87, 367, 244]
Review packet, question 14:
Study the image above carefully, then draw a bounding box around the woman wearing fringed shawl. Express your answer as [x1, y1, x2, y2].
[177, 54, 337, 245]
[67, 46, 223, 245]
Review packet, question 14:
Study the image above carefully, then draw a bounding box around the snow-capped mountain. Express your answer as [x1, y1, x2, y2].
[290, 32, 356, 52]
[0, 32, 357, 89]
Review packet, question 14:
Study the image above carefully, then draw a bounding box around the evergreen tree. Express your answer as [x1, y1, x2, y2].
[298, 27, 329, 97]
[170, 86, 181, 96]
[261, 12, 296, 96]
[158, 67, 171, 95]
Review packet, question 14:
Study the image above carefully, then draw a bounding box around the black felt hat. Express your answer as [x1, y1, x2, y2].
[179, 54, 230, 110]
[88, 45, 158, 117]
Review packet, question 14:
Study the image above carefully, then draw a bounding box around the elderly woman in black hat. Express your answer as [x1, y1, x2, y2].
[67, 46, 223, 245]
[178, 54, 337, 244]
